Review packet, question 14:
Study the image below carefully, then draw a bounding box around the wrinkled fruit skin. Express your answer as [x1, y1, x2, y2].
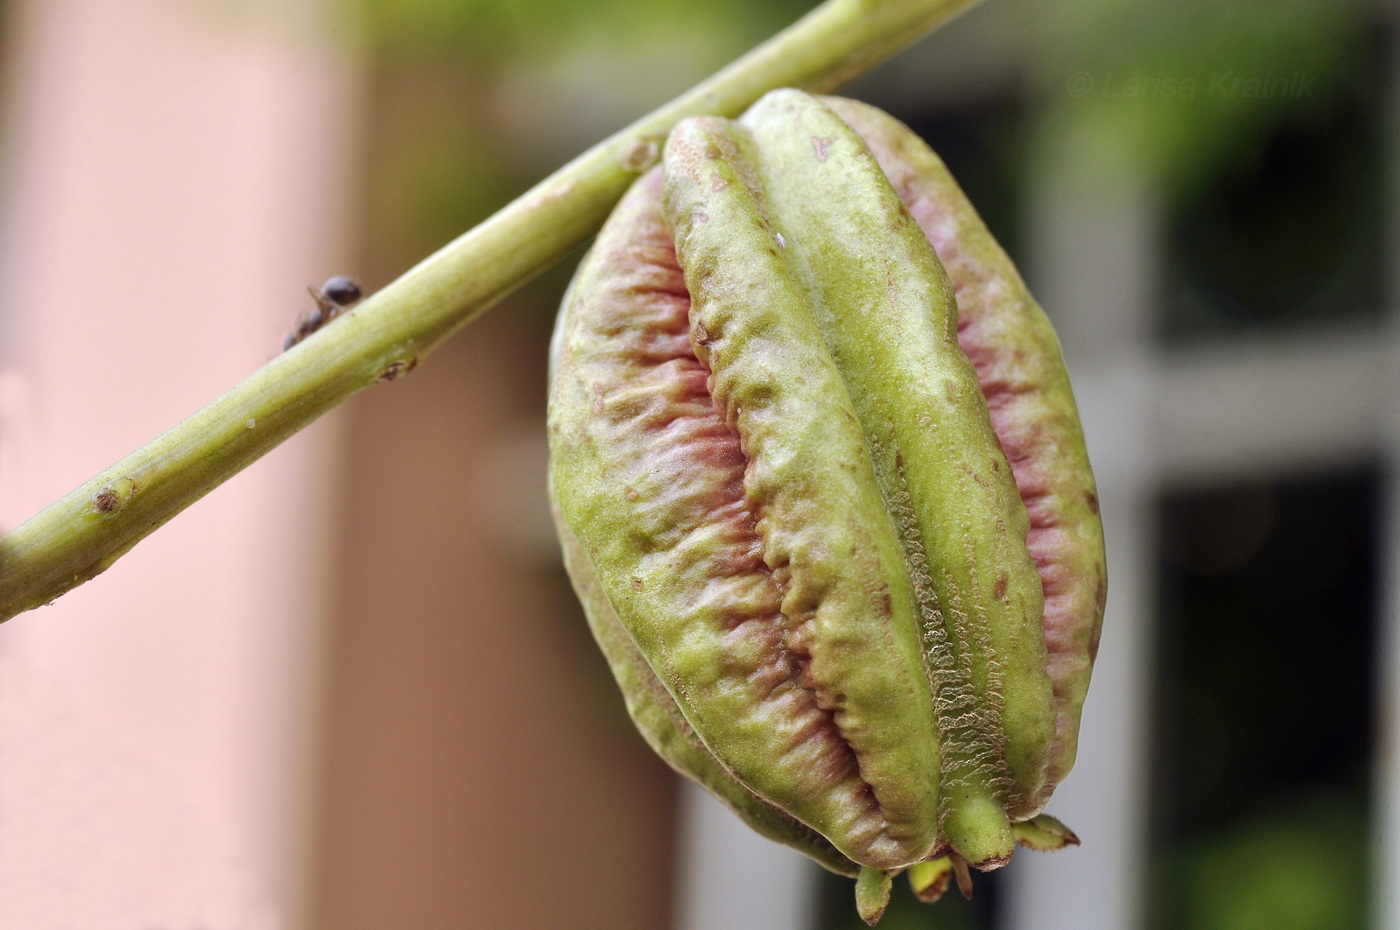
[548, 90, 1106, 917]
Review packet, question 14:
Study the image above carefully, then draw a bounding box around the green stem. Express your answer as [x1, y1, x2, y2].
[0, 0, 983, 623]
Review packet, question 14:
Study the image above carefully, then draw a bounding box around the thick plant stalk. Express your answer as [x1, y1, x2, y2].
[0, 0, 983, 623]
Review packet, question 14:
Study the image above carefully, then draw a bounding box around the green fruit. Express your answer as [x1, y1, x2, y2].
[547, 88, 1105, 919]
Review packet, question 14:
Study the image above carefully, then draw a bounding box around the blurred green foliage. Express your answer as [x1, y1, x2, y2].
[1022, 0, 1387, 335]
[1154, 798, 1368, 930]
[1031, 0, 1370, 198]
[343, 0, 820, 292]
[345, 0, 1387, 336]
[348, 0, 811, 61]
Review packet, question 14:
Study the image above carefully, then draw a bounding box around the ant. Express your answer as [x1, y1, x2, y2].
[283, 275, 363, 351]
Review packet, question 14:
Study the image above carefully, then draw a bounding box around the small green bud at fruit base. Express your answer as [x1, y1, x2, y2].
[908, 857, 954, 903]
[1011, 812, 1082, 852]
[857, 867, 894, 924]
[547, 89, 1106, 923]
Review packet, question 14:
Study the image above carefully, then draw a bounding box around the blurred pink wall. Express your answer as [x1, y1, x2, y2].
[0, 0, 357, 925]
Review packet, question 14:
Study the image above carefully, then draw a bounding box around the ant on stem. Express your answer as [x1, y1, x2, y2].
[282, 275, 363, 351]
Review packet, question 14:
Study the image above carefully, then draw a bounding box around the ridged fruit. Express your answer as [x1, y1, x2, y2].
[547, 89, 1105, 922]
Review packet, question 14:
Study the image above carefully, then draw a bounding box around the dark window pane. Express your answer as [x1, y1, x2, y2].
[1147, 469, 1378, 930]
[1160, 24, 1388, 341]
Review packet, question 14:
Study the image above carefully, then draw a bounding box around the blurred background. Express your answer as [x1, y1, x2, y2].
[0, 0, 1393, 928]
